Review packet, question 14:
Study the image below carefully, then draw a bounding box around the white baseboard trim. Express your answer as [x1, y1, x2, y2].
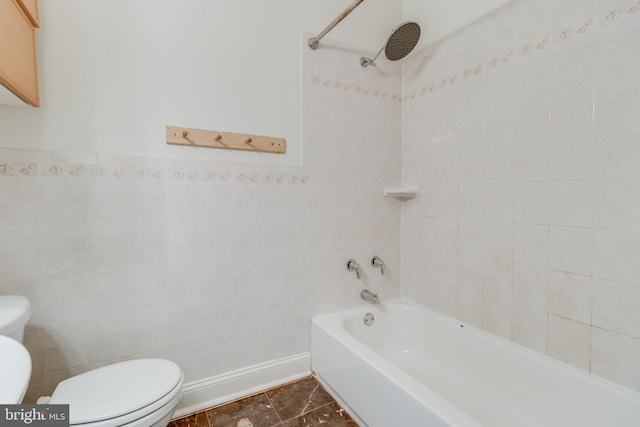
[173, 352, 312, 419]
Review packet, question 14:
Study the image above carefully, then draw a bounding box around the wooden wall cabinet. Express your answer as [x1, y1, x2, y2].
[0, 0, 40, 107]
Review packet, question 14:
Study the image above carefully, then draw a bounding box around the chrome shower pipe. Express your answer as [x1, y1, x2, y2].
[308, 0, 365, 50]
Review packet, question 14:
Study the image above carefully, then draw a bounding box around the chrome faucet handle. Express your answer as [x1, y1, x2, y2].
[371, 256, 385, 275]
[347, 259, 361, 279]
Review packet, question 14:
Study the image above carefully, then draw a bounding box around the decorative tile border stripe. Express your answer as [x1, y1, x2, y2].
[0, 161, 310, 185]
[307, 74, 403, 103]
[0, 162, 37, 176]
[403, 0, 640, 102]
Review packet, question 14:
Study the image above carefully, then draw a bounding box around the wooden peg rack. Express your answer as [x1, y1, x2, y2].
[166, 125, 286, 154]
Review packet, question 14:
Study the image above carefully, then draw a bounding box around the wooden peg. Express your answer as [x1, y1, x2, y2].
[245, 138, 253, 144]
[215, 135, 222, 141]
[182, 131, 189, 138]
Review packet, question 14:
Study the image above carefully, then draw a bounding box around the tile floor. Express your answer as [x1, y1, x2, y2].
[169, 376, 359, 427]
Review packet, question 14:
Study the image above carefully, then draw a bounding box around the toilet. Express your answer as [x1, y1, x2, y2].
[0, 295, 184, 427]
[39, 359, 183, 427]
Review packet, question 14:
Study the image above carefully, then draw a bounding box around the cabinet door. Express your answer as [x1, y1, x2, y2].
[0, 0, 39, 107]
[17, 0, 39, 27]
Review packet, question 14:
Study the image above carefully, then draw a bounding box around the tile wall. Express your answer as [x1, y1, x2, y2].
[401, 0, 640, 391]
[0, 38, 402, 402]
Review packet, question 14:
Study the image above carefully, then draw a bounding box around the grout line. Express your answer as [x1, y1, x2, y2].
[264, 392, 284, 425]
[299, 382, 320, 417]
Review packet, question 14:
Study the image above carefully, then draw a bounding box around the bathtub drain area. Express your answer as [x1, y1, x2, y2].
[363, 313, 375, 326]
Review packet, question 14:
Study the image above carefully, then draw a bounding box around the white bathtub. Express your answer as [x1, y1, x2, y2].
[311, 299, 640, 427]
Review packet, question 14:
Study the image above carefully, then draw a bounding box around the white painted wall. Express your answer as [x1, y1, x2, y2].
[0, 0, 400, 166]
[403, 0, 512, 48]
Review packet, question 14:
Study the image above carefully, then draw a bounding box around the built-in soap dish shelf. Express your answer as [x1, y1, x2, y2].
[383, 185, 420, 199]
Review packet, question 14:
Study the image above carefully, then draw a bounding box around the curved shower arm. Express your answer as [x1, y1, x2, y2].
[308, 0, 365, 50]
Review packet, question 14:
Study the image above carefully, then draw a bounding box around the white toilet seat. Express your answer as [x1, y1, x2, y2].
[47, 359, 183, 427]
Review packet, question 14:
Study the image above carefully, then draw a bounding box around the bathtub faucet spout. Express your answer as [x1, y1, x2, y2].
[361, 289, 380, 304]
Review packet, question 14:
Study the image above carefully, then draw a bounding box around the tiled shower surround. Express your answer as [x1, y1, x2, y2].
[0, 39, 402, 401]
[1, 0, 639, 409]
[402, 0, 640, 391]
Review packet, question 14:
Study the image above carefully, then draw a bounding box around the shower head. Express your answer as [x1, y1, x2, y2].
[360, 21, 421, 67]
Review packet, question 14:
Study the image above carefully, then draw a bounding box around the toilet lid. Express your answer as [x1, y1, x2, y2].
[49, 359, 182, 424]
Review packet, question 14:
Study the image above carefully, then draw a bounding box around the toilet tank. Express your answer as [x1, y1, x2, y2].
[0, 296, 31, 343]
